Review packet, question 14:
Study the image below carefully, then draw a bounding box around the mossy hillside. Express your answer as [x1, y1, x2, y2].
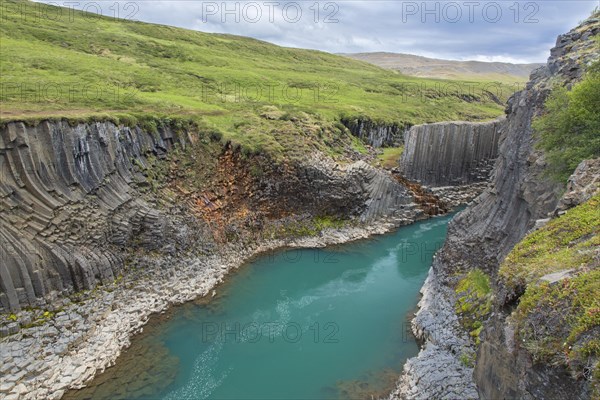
[497, 195, 600, 392]
[1, 0, 512, 161]
[4, 108, 371, 164]
[455, 269, 493, 344]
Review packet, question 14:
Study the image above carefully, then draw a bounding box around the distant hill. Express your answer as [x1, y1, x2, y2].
[342, 52, 543, 82]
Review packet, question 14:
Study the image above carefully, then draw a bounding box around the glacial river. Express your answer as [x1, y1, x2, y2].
[66, 212, 456, 400]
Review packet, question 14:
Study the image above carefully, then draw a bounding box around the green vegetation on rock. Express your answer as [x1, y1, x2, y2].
[455, 269, 492, 344]
[265, 216, 348, 239]
[459, 351, 476, 368]
[314, 216, 346, 231]
[513, 270, 599, 390]
[500, 194, 600, 294]
[533, 59, 600, 182]
[376, 146, 404, 169]
[499, 195, 600, 392]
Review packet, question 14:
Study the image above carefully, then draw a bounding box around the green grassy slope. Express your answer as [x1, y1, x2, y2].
[0, 0, 511, 158]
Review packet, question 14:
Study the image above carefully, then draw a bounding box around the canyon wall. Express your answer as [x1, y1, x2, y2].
[393, 14, 599, 400]
[470, 18, 599, 399]
[0, 115, 431, 399]
[0, 121, 194, 313]
[439, 17, 598, 274]
[399, 117, 504, 186]
[341, 117, 404, 148]
[0, 120, 421, 314]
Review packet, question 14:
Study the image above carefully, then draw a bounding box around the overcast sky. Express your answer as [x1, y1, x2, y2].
[45, 1, 598, 63]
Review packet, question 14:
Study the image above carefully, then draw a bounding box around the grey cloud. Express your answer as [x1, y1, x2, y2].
[38, 0, 598, 62]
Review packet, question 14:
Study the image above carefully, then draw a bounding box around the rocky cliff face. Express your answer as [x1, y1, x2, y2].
[440, 17, 598, 274]
[0, 119, 421, 315]
[341, 117, 404, 148]
[474, 159, 599, 400]
[399, 117, 504, 186]
[449, 16, 599, 399]
[0, 121, 196, 313]
[393, 15, 599, 400]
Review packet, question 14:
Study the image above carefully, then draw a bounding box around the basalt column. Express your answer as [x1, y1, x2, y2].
[399, 117, 504, 186]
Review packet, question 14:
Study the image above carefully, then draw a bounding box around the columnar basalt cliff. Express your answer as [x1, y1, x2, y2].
[341, 117, 404, 148]
[399, 117, 504, 186]
[0, 121, 193, 314]
[392, 15, 599, 400]
[0, 119, 421, 315]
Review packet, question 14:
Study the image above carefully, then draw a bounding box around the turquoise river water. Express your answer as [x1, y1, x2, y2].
[67, 212, 456, 400]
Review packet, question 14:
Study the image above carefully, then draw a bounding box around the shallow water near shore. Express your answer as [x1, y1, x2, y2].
[66, 213, 456, 400]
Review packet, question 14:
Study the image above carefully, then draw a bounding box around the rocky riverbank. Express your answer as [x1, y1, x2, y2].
[390, 264, 479, 400]
[1, 216, 414, 400]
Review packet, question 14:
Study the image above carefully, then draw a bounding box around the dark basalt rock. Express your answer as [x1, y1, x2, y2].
[0, 121, 193, 313]
[0, 120, 421, 314]
[431, 15, 599, 400]
[341, 117, 405, 148]
[439, 16, 598, 277]
[399, 117, 505, 187]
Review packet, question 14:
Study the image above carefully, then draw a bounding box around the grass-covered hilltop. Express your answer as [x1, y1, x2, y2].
[0, 0, 514, 159]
